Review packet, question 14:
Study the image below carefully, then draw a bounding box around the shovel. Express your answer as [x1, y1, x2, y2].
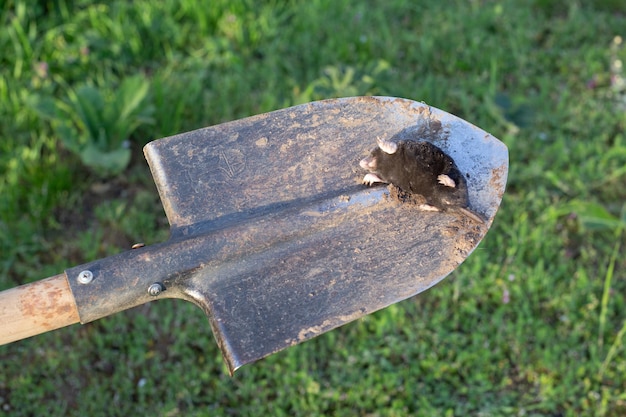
[0, 96, 508, 374]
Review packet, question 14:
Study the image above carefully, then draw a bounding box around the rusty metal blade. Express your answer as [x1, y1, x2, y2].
[67, 96, 508, 374]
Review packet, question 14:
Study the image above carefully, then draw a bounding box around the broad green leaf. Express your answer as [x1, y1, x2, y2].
[27, 95, 61, 121]
[69, 85, 107, 148]
[80, 144, 131, 176]
[116, 75, 150, 121]
[560, 200, 625, 231]
[56, 123, 83, 154]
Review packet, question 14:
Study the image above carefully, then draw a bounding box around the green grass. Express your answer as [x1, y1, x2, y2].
[1, 0, 626, 415]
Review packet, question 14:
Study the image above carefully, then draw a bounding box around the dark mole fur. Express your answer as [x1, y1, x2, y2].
[369, 141, 469, 210]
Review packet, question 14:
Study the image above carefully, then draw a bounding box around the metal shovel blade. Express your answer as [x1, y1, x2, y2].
[69, 96, 508, 373]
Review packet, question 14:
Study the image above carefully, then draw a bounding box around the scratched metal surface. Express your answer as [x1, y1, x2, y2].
[68, 97, 508, 374]
[144, 96, 506, 233]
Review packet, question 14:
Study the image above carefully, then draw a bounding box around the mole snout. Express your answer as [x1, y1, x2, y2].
[359, 155, 376, 171]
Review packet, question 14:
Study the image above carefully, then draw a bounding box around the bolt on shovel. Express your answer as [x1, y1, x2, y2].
[0, 97, 508, 374]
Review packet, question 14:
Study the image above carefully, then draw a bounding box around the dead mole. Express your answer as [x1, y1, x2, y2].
[360, 136, 483, 222]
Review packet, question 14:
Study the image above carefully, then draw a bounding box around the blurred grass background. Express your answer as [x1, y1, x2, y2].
[1, 0, 625, 415]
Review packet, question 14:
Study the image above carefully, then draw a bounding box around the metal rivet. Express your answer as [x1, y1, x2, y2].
[77, 270, 94, 284]
[148, 283, 163, 297]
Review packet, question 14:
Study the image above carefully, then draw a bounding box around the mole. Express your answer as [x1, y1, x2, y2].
[360, 136, 483, 222]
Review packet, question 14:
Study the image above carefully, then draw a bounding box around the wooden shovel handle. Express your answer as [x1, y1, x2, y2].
[0, 274, 80, 345]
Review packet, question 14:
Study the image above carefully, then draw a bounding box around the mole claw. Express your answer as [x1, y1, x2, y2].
[363, 173, 383, 186]
[376, 136, 398, 155]
[417, 204, 440, 212]
[437, 174, 456, 188]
